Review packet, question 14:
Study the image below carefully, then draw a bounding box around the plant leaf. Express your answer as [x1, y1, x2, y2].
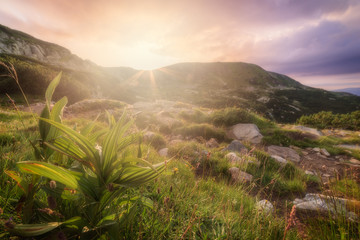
[45, 72, 62, 108]
[8, 222, 61, 237]
[17, 161, 79, 189]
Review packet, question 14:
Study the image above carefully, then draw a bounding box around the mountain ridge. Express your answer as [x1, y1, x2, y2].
[1, 24, 360, 123]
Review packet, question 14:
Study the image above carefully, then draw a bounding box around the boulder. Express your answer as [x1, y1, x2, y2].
[350, 158, 360, 165]
[223, 140, 248, 154]
[267, 145, 300, 163]
[271, 155, 287, 165]
[293, 126, 323, 137]
[228, 167, 253, 183]
[320, 148, 330, 157]
[225, 152, 242, 163]
[256, 200, 274, 214]
[206, 138, 219, 148]
[158, 148, 168, 157]
[227, 124, 263, 144]
[293, 193, 358, 221]
[143, 131, 155, 141]
[313, 147, 320, 152]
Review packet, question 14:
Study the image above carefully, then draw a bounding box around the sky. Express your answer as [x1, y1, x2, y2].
[1, 0, 360, 90]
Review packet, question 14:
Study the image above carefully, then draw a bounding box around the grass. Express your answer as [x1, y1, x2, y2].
[0, 68, 359, 238]
[174, 123, 226, 141]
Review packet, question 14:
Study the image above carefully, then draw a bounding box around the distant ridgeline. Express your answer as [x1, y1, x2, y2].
[1, 24, 360, 122]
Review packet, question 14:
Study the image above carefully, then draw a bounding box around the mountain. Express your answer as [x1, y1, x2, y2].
[1, 24, 360, 122]
[333, 88, 360, 96]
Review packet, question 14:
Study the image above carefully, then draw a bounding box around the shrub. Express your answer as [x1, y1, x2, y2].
[297, 110, 360, 130]
[174, 123, 226, 141]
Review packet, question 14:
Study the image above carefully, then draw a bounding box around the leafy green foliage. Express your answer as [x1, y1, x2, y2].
[297, 111, 360, 130]
[2, 73, 165, 239]
[175, 123, 226, 141]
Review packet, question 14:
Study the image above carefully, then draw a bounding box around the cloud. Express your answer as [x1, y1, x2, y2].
[0, 0, 360, 87]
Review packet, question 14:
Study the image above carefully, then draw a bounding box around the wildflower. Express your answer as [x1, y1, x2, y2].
[164, 197, 170, 206]
[283, 205, 296, 240]
[173, 167, 179, 174]
[49, 180, 57, 189]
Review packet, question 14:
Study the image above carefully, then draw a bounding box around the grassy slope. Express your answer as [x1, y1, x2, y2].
[1, 101, 360, 238]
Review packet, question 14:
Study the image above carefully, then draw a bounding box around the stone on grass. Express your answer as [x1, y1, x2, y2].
[225, 152, 242, 163]
[313, 147, 320, 152]
[271, 155, 287, 165]
[267, 145, 300, 163]
[228, 167, 253, 183]
[158, 148, 168, 157]
[350, 158, 360, 165]
[305, 170, 315, 176]
[144, 131, 155, 141]
[227, 124, 263, 144]
[256, 200, 274, 214]
[320, 148, 330, 157]
[293, 126, 323, 137]
[293, 193, 358, 221]
[206, 138, 219, 148]
[223, 140, 248, 154]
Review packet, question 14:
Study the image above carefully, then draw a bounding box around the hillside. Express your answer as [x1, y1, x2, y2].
[1, 24, 360, 123]
[334, 88, 360, 96]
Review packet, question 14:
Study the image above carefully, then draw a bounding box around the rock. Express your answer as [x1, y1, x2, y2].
[227, 124, 263, 144]
[320, 148, 330, 157]
[293, 193, 358, 221]
[313, 147, 320, 152]
[225, 152, 242, 163]
[267, 145, 301, 163]
[143, 131, 155, 141]
[337, 144, 360, 151]
[169, 139, 183, 145]
[293, 126, 323, 137]
[350, 158, 360, 165]
[271, 155, 287, 165]
[158, 148, 168, 157]
[206, 138, 219, 148]
[256, 200, 274, 214]
[223, 140, 248, 154]
[305, 170, 315, 175]
[228, 167, 253, 183]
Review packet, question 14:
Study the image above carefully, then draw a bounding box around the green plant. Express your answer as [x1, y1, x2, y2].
[4, 74, 165, 239]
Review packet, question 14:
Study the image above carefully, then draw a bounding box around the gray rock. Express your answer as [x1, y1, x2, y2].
[267, 145, 301, 163]
[293, 193, 358, 221]
[225, 152, 242, 163]
[313, 147, 321, 152]
[227, 124, 263, 144]
[337, 144, 360, 151]
[271, 155, 287, 165]
[350, 158, 360, 165]
[320, 148, 330, 157]
[223, 140, 248, 154]
[305, 170, 315, 175]
[293, 126, 323, 137]
[228, 167, 253, 183]
[143, 131, 155, 141]
[206, 138, 219, 148]
[158, 148, 168, 157]
[256, 200, 274, 214]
